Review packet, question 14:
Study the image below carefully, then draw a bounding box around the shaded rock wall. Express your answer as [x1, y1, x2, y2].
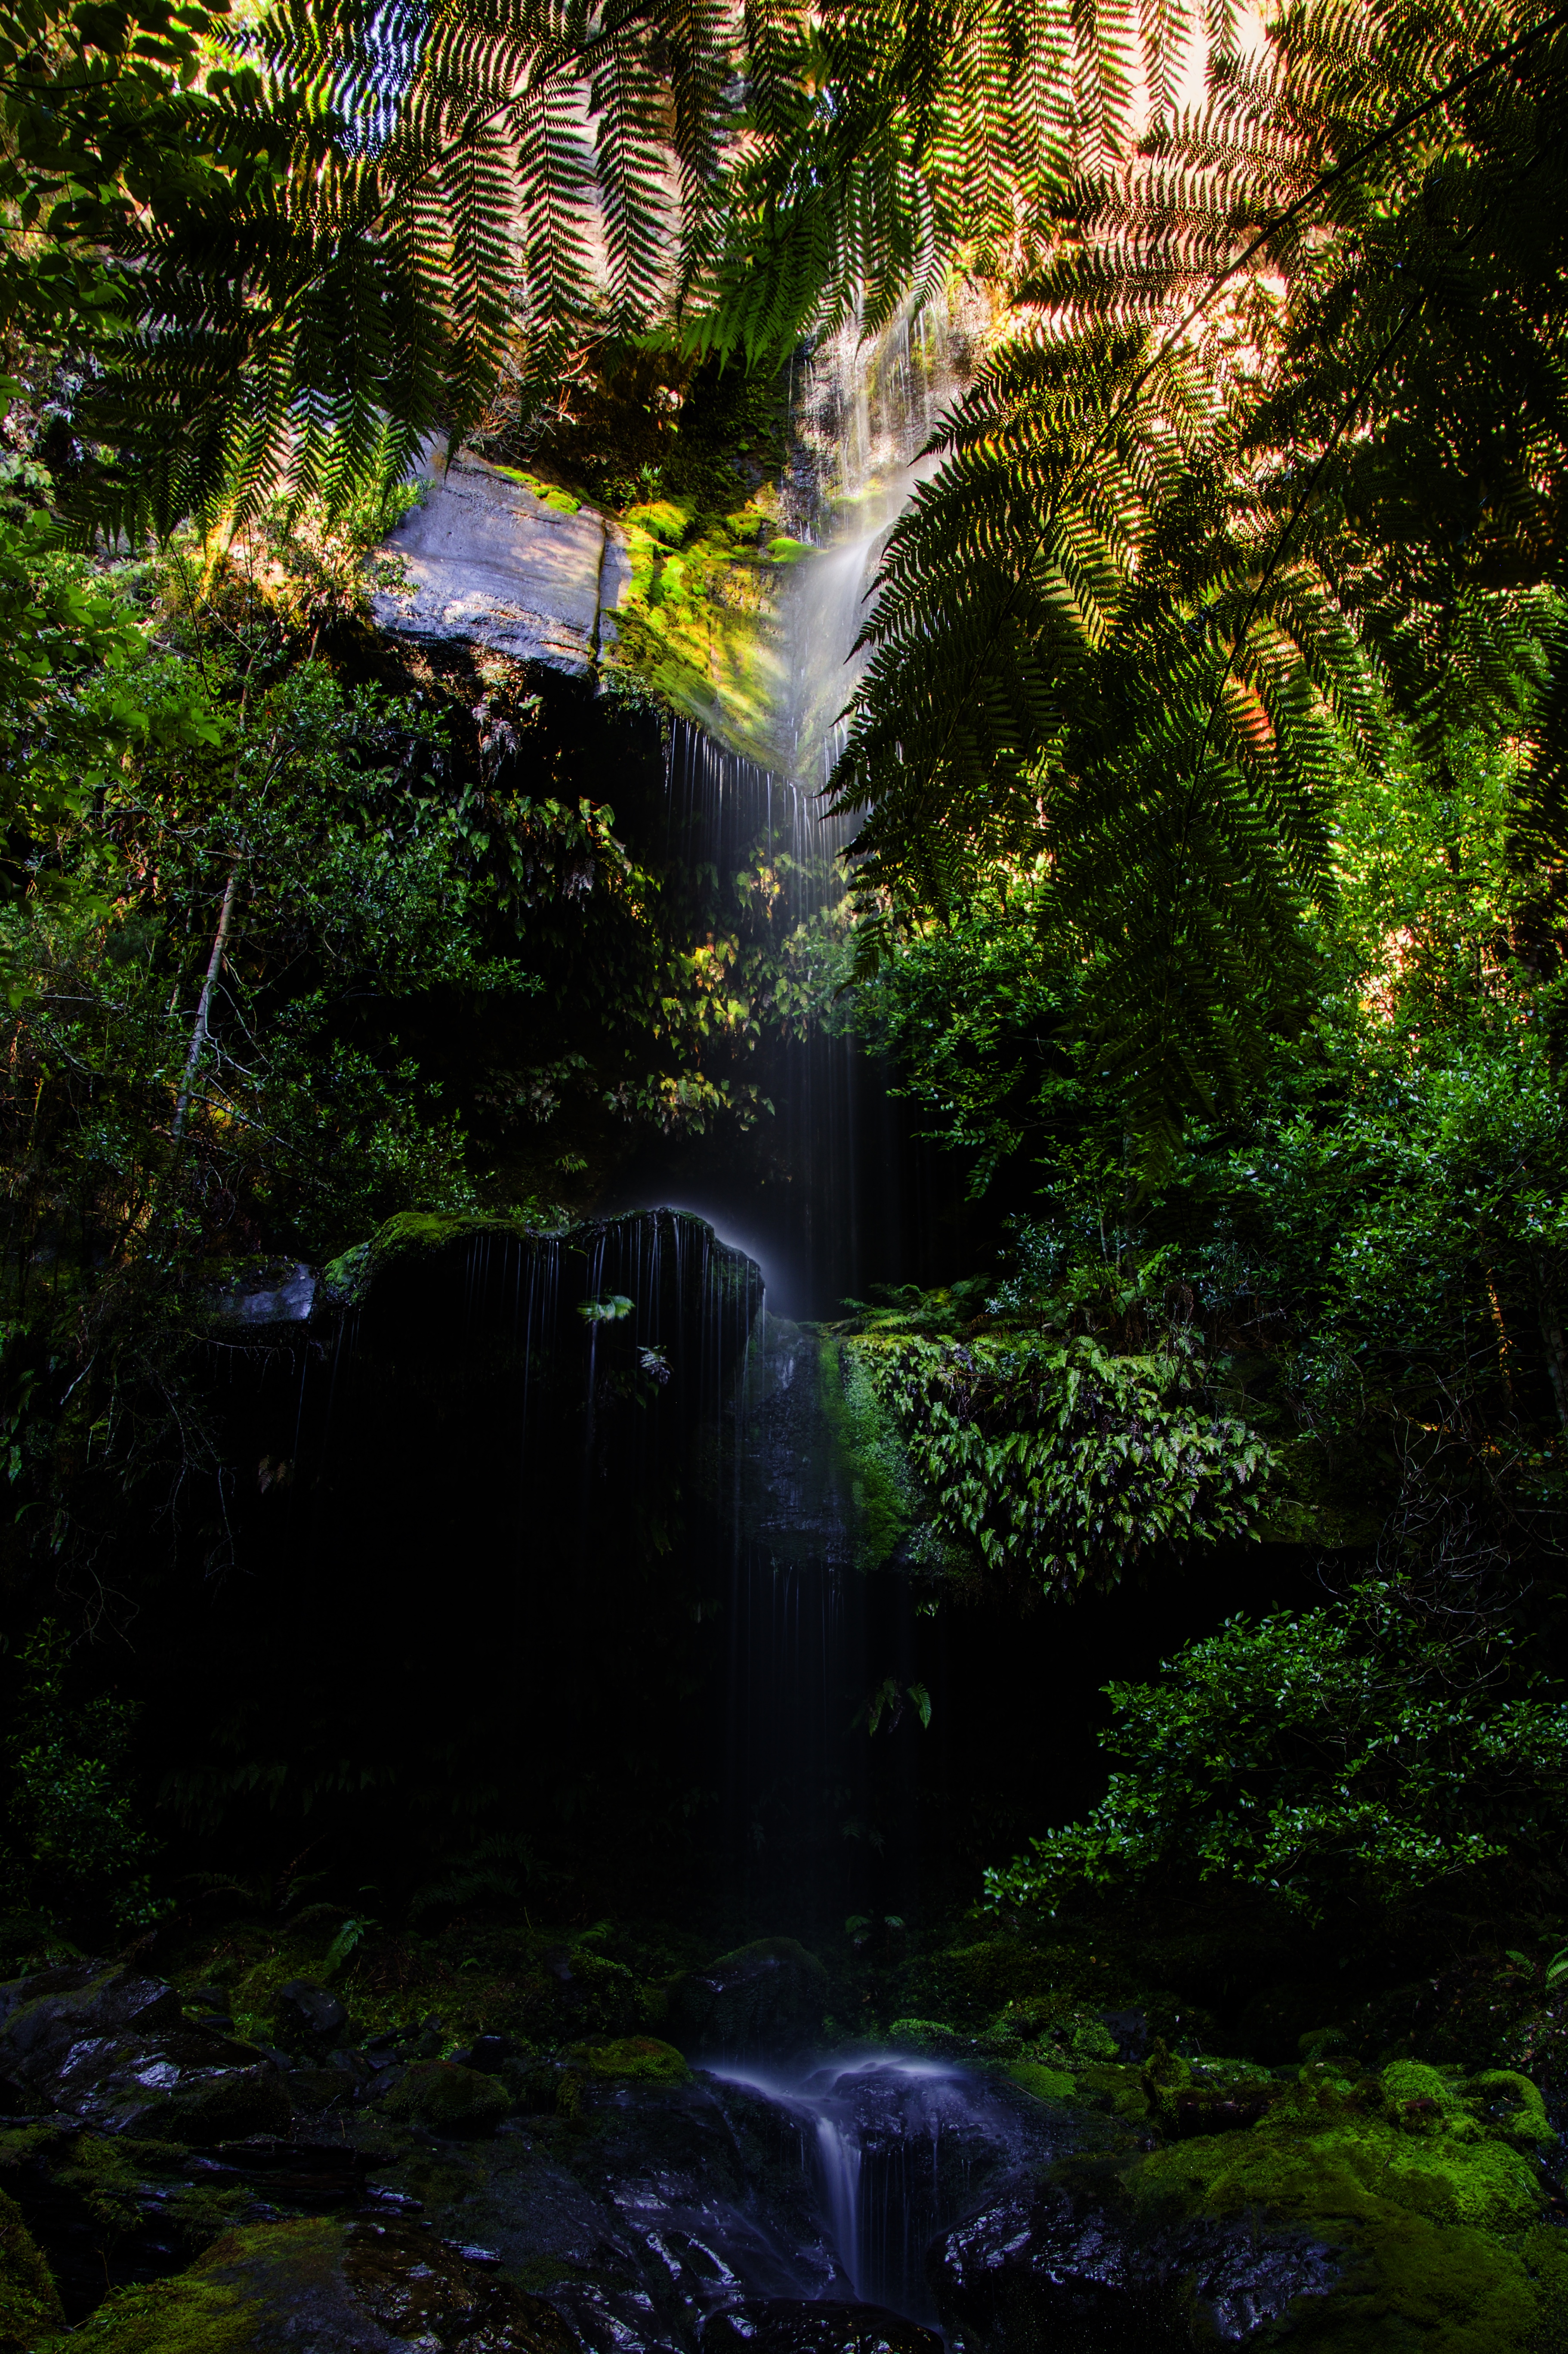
[136, 1211, 761, 1912]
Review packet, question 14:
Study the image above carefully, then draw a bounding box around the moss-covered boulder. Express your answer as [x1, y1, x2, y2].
[902, 1937, 1060, 2025]
[669, 1938, 828, 2057]
[567, 2036, 689, 2084]
[932, 2057, 1568, 2350]
[37, 2214, 581, 2351]
[0, 2182, 63, 2353]
[381, 2059, 511, 2137]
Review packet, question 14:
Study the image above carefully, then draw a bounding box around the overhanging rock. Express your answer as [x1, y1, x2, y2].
[373, 454, 630, 675]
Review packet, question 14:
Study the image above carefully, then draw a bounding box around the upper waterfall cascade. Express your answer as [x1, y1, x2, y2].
[375, 288, 984, 782]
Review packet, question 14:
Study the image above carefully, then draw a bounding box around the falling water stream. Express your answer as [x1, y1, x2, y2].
[707, 2054, 1016, 2325]
[282, 287, 1025, 2344]
[654, 290, 1019, 2335]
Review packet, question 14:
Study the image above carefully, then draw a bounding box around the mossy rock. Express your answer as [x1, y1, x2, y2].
[1462, 2069, 1554, 2150]
[1069, 2061, 1150, 2118]
[380, 2059, 511, 2137]
[39, 2214, 580, 2351]
[886, 2018, 972, 2057]
[1132, 2077, 1562, 2349]
[565, 2036, 689, 2083]
[670, 1937, 829, 2055]
[0, 2182, 63, 2354]
[1008, 2058, 1076, 2103]
[911, 1938, 1059, 2022]
[1152, 2079, 1546, 2231]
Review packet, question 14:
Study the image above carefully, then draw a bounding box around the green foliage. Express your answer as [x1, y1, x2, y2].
[0, 1620, 164, 1943]
[860, 1677, 931, 1735]
[0, 483, 154, 868]
[0, 0, 1271, 541]
[0, 2180, 65, 2350]
[861, 1331, 1272, 1598]
[986, 1584, 1568, 1920]
[831, 0, 1568, 1161]
[834, 324, 1370, 1165]
[0, 628, 497, 1270]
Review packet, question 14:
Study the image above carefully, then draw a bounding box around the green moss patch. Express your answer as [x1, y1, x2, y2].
[1008, 2058, 1076, 2101]
[1129, 2076, 1565, 2351]
[566, 2035, 689, 2083]
[0, 2181, 64, 2353]
[382, 2060, 511, 2137]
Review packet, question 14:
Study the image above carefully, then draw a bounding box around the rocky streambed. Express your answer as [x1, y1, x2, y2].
[3, 1942, 1564, 2351]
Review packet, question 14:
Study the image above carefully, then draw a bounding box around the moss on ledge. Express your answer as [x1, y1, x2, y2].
[0, 2181, 64, 2353]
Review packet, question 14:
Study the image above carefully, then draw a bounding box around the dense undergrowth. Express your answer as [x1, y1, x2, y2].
[1, 0, 1568, 2339]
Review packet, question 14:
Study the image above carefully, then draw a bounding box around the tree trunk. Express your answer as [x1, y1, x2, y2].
[171, 860, 241, 1142]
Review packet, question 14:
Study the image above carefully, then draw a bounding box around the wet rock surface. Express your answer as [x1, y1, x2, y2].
[931, 2183, 1341, 2349]
[13, 1953, 1554, 2352]
[701, 2301, 943, 2352]
[405, 2069, 853, 2354]
[62, 2212, 586, 2351]
[376, 453, 630, 676]
[0, 1953, 1152, 2351]
[0, 1961, 289, 2143]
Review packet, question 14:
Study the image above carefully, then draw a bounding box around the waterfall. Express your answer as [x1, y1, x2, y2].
[709, 2053, 1026, 2328]
[778, 282, 988, 786]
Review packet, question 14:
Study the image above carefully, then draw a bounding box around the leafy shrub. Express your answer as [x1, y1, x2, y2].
[1, 1621, 165, 1943]
[986, 1585, 1568, 1920]
[862, 1331, 1272, 1595]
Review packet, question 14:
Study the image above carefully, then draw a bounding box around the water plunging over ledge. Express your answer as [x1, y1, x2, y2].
[707, 2053, 1044, 2326]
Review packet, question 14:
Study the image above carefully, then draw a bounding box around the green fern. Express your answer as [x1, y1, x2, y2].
[831, 0, 1568, 1164]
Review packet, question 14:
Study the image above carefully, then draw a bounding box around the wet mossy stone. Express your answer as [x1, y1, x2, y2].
[907, 1937, 1058, 2023]
[1462, 2069, 1554, 2150]
[0, 1962, 288, 2144]
[381, 2059, 511, 2137]
[933, 2180, 1342, 2349]
[670, 1938, 828, 2057]
[566, 2036, 689, 2083]
[1380, 2059, 1472, 2133]
[1008, 2058, 1076, 2103]
[271, 1978, 346, 2056]
[885, 2018, 972, 2057]
[1145, 2076, 1549, 2233]
[0, 2181, 63, 2352]
[1131, 2079, 1564, 2349]
[37, 2214, 583, 2351]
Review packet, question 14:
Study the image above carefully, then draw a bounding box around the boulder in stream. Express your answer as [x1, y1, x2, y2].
[931, 2182, 1342, 2347]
